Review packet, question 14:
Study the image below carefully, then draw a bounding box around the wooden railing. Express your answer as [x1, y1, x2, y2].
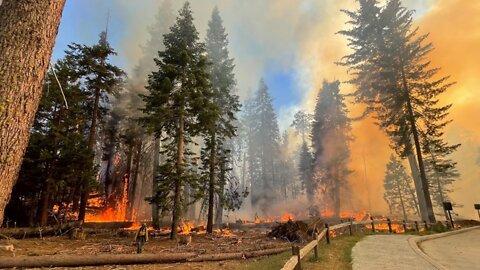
[280, 218, 442, 270]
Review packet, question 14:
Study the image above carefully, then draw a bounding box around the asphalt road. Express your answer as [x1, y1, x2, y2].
[352, 228, 480, 270]
[420, 227, 480, 270]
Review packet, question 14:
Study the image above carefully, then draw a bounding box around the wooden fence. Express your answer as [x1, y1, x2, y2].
[281, 218, 443, 270]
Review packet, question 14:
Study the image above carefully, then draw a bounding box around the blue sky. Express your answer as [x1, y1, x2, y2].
[52, 1, 127, 68]
[52, 0, 300, 127]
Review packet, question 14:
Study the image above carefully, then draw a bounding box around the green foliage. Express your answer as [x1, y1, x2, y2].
[7, 59, 95, 225]
[141, 2, 211, 234]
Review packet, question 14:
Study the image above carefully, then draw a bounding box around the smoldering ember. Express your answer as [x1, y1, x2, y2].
[0, 0, 479, 269]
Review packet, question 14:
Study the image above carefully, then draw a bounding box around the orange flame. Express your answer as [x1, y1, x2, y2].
[179, 221, 194, 235]
[280, 213, 295, 222]
[85, 174, 130, 222]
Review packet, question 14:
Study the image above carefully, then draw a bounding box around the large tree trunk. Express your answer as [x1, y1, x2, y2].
[0, 0, 65, 225]
[400, 62, 436, 224]
[170, 113, 185, 240]
[79, 87, 101, 221]
[127, 141, 142, 220]
[407, 152, 427, 220]
[206, 133, 216, 234]
[215, 161, 226, 226]
[395, 177, 408, 221]
[151, 137, 160, 229]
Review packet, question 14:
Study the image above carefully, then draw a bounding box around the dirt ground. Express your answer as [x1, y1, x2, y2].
[0, 227, 290, 269]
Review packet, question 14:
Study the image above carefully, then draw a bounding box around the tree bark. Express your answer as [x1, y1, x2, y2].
[215, 161, 226, 226]
[0, 0, 65, 225]
[127, 141, 142, 220]
[395, 177, 408, 221]
[400, 62, 436, 224]
[78, 87, 101, 221]
[152, 137, 160, 229]
[171, 112, 185, 240]
[407, 152, 427, 220]
[207, 133, 216, 234]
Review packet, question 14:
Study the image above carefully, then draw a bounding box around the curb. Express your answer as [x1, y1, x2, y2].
[407, 226, 480, 270]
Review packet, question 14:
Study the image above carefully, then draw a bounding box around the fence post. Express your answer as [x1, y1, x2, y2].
[402, 220, 407, 233]
[348, 219, 353, 236]
[325, 223, 330, 244]
[314, 233, 319, 259]
[370, 217, 375, 233]
[387, 218, 392, 233]
[414, 221, 419, 232]
[292, 245, 302, 270]
[423, 220, 428, 231]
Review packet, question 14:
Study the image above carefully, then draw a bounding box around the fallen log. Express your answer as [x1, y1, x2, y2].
[0, 253, 197, 268]
[187, 247, 290, 262]
[0, 222, 81, 239]
[0, 247, 290, 268]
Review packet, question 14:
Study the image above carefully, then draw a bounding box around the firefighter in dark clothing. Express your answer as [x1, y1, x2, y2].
[134, 223, 149, 253]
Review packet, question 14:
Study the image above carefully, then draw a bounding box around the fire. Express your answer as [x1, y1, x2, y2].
[85, 207, 126, 222]
[255, 217, 260, 224]
[85, 174, 130, 222]
[339, 211, 370, 221]
[280, 213, 294, 222]
[321, 209, 334, 217]
[179, 220, 194, 235]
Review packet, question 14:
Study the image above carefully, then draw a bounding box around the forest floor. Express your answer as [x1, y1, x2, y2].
[0, 227, 289, 257]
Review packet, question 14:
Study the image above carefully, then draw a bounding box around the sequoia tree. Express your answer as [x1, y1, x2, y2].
[0, 0, 65, 225]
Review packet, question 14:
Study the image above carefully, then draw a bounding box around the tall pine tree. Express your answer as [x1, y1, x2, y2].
[339, 0, 458, 223]
[201, 6, 240, 233]
[66, 31, 125, 221]
[141, 2, 210, 240]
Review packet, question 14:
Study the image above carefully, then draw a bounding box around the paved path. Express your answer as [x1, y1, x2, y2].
[352, 235, 436, 270]
[352, 228, 480, 270]
[420, 227, 480, 270]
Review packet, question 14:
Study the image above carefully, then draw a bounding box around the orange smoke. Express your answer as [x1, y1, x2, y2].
[417, 0, 480, 219]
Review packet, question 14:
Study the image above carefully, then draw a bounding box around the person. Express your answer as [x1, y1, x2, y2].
[134, 223, 149, 254]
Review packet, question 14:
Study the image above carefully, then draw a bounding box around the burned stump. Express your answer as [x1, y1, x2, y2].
[268, 220, 311, 242]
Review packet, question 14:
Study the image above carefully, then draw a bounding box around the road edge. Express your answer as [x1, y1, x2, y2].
[407, 226, 480, 270]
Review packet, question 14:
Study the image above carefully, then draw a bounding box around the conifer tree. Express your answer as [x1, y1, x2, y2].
[291, 111, 312, 144]
[298, 141, 314, 200]
[291, 110, 314, 199]
[7, 59, 93, 226]
[201, 7, 241, 232]
[246, 79, 280, 213]
[339, 0, 458, 223]
[311, 80, 352, 217]
[383, 155, 419, 220]
[141, 2, 210, 239]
